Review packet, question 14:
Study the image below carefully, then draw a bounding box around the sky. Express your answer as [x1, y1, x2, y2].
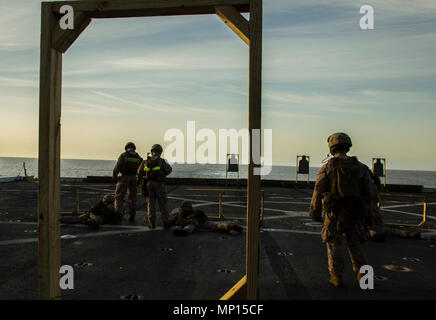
[0, 0, 435, 170]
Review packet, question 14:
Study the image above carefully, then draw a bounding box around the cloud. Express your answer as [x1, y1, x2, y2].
[0, 0, 40, 51]
[0, 76, 37, 88]
[263, 110, 319, 119]
[76, 14, 212, 44]
[266, 0, 436, 15]
[62, 79, 142, 89]
[62, 89, 239, 118]
[100, 37, 247, 72]
[1, 0, 435, 169]
[264, 91, 373, 115]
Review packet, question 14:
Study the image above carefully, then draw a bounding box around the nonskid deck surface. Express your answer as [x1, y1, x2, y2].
[0, 181, 435, 299]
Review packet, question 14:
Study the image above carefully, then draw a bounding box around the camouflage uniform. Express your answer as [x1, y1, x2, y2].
[310, 155, 373, 278]
[169, 201, 243, 236]
[60, 194, 120, 229]
[137, 155, 172, 228]
[113, 149, 143, 220]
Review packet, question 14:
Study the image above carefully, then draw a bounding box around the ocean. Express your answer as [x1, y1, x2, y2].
[1, 157, 436, 188]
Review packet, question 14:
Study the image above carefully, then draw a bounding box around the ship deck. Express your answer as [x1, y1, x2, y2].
[1, 180, 436, 300]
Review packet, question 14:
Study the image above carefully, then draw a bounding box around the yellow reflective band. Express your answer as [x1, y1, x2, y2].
[144, 166, 160, 172]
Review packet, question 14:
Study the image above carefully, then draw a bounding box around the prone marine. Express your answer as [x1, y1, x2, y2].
[169, 201, 243, 236]
[60, 194, 121, 229]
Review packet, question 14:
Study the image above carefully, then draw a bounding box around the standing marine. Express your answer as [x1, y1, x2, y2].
[137, 144, 172, 229]
[169, 201, 243, 236]
[113, 142, 143, 222]
[309, 132, 373, 287]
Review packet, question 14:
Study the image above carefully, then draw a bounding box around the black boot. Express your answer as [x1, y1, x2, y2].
[230, 224, 243, 233]
[86, 216, 101, 229]
[147, 220, 155, 229]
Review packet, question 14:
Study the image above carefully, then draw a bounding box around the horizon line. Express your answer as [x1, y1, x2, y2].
[0, 155, 435, 172]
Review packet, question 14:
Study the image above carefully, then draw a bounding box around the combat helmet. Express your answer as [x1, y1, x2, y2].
[180, 201, 193, 212]
[102, 194, 115, 204]
[151, 144, 163, 154]
[327, 132, 352, 150]
[125, 142, 136, 151]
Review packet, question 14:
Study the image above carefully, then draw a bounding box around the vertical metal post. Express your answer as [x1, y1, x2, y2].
[421, 197, 427, 226]
[219, 192, 223, 219]
[260, 190, 264, 220]
[295, 156, 298, 183]
[74, 187, 80, 214]
[237, 155, 240, 183]
[38, 3, 62, 300]
[307, 156, 310, 184]
[246, 0, 262, 300]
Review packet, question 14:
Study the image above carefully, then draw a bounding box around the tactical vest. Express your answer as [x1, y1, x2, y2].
[144, 157, 161, 181]
[322, 157, 365, 231]
[122, 152, 141, 175]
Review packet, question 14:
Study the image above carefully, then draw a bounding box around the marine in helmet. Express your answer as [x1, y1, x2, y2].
[168, 201, 243, 236]
[137, 144, 172, 229]
[309, 132, 373, 287]
[113, 142, 143, 222]
[60, 194, 121, 229]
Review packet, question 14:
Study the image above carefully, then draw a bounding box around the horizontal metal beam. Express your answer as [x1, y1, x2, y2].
[50, 0, 249, 18]
[90, 5, 249, 18]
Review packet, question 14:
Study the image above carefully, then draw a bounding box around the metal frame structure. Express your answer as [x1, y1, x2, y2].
[226, 153, 240, 182]
[295, 155, 310, 184]
[38, 0, 262, 300]
[379, 193, 428, 227]
[372, 157, 387, 186]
